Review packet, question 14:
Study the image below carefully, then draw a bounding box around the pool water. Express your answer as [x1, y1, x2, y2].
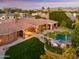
[56, 34, 71, 42]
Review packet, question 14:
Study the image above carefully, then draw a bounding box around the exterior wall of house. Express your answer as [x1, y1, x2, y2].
[23, 30, 30, 38]
[8, 16, 15, 20]
[0, 16, 15, 20]
[0, 32, 18, 46]
[0, 22, 58, 46]
[23, 28, 36, 38]
[0, 16, 6, 20]
[37, 23, 58, 31]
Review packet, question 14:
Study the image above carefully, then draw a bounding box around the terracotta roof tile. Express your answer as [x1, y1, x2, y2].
[0, 18, 57, 35]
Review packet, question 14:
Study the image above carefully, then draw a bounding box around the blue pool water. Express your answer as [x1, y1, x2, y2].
[56, 34, 71, 42]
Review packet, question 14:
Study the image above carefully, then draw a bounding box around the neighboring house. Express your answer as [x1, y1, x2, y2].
[32, 12, 49, 19]
[0, 14, 6, 20]
[0, 13, 15, 20]
[6, 13, 15, 20]
[19, 13, 27, 18]
[32, 13, 38, 16]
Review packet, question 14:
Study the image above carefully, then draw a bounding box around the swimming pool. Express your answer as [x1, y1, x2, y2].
[56, 34, 71, 42]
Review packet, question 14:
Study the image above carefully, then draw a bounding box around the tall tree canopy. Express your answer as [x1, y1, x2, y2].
[49, 11, 73, 28]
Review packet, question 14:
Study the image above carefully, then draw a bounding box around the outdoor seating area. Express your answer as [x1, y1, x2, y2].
[43, 28, 72, 50]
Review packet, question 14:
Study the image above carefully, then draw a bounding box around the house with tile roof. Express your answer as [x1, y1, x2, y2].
[0, 17, 58, 46]
[0, 13, 15, 20]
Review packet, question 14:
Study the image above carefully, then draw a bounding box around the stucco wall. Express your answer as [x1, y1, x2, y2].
[0, 32, 18, 46]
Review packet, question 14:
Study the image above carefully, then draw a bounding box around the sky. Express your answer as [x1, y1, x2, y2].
[0, 0, 79, 9]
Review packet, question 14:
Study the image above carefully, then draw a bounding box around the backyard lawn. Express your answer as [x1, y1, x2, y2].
[5, 37, 44, 59]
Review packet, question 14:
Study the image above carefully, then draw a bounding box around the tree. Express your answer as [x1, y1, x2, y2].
[3, 8, 10, 13]
[47, 7, 50, 12]
[71, 16, 79, 47]
[35, 15, 41, 19]
[14, 13, 20, 22]
[49, 11, 73, 28]
[61, 20, 67, 27]
[76, 48, 79, 57]
[74, 17, 79, 29]
[0, 9, 4, 13]
[28, 10, 35, 15]
[42, 7, 45, 10]
[71, 29, 79, 47]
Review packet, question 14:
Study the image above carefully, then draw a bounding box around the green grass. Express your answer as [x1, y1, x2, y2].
[5, 37, 44, 59]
